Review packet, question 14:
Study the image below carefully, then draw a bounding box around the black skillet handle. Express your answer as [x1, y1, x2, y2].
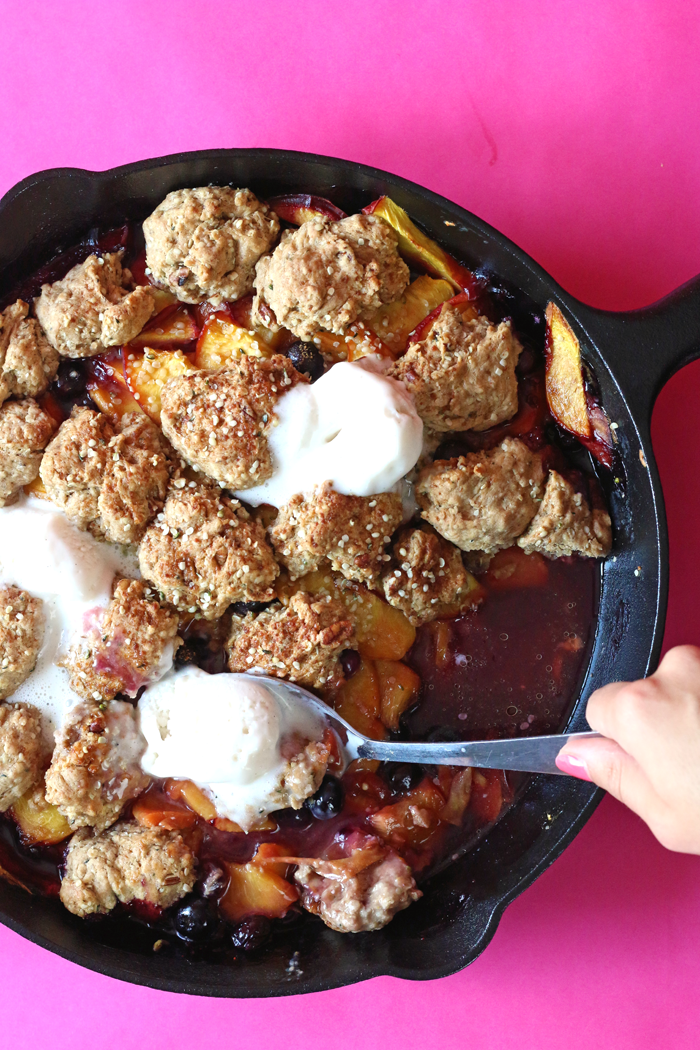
[569, 273, 700, 431]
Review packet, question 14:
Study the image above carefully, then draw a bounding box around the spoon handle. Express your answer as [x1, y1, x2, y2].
[356, 730, 601, 774]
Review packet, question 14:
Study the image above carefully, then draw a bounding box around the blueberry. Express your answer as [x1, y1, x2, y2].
[384, 762, 423, 795]
[284, 341, 325, 382]
[231, 914, 272, 951]
[305, 774, 344, 820]
[53, 360, 87, 399]
[339, 649, 361, 679]
[231, 600, 272, 616]
[174, 897, 220, 943]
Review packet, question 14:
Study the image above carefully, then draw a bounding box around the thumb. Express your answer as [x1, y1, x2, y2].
[556, 736, 666, 828]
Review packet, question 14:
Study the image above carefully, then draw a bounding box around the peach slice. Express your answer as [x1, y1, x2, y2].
[363, 196, 477, 295]
[370, 778, 445, 850]
[364, 275, 454, 354]
[440, 768, 473, 826]
[544, 302, 591, 440]
[545, 302, 614, 468]
[470, 769, 506, 824]
[219, 860, 299, 921]
[483, 547, 549, 592]
[128, 304, 199, 351]
[11, 784, 72, 845]
[194, 312, 281, 370]
[86, 354, 144, 422]
[164, 778, 217, 821]
[345, 590, 416, 662]
[376, 659, 421, 731]
[311, 321, 391, 363]
[132, 790, 198, 831]
[124, 347, 196, 424]
[332, 656, 386, 741]
[267, 193, 347, 225]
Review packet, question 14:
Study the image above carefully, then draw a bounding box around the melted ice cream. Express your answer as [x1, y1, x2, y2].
[0, 495, 138, 737]
[234, 355, 423, 507]
[138, 666, 325, 830]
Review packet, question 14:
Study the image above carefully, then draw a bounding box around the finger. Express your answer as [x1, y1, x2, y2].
[556, 736, 668, 829]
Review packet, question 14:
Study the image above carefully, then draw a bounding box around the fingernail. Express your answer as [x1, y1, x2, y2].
[555, 753, 592, 781]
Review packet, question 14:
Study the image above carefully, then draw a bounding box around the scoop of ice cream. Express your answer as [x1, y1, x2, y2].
[234, 355, 423, 507]
[137, 666, 325, 828]
[139, 667, 283, 783]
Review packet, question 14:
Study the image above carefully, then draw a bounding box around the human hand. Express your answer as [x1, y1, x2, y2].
[556, 645, 700, 854]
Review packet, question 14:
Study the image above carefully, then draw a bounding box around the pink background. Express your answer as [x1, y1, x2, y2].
[1, 1, 699, 1046]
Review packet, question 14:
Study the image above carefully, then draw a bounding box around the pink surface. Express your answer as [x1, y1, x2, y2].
[1, 1, 699, 1046]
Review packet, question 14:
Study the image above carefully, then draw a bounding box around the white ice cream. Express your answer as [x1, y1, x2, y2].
[234, 355, 423, 507]
[0, 495, 139, 737]
[138, 666, 325, 830]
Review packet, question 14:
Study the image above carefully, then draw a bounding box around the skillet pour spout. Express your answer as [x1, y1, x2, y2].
[0, 149, 699, 998]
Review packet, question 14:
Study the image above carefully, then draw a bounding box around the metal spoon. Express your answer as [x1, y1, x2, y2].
[260, 676, 600, 775]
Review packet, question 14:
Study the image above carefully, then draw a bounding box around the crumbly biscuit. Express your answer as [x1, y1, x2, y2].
[269, 483, 404, 586]
[143, 186, 279, 305]
[391, 303, 521, 432]
[416, 438, 545, 553]
[295, 834, 421, 933]
[35, 253, 155, 358]
[0, 398, 57, 506]
[0, 299, 59, 404]
[40, 408, 172, 542]
[253, 213, 409, 340]
[227, 591, 355, 690]
[0, 587, 44, 700]
[382, 528, 478, 625]
[160, 356, 306, 489]
[60, 821, 196, 917]
[45, 699, 150, 831]
[139, 481, 279, 619]
[61, 578, 179, 702]
[517, 470, 613, 558]
[0, 702, 47, 812]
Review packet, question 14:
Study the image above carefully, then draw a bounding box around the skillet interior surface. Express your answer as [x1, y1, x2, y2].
[0, 148, 694, 997]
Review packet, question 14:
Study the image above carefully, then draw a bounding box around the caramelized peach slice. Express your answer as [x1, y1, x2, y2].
[128, 304, 199, 351]
[483, 547, 549, 591]
[311, 321, 391, 363]
[12, 784, 72, 845]
[376, 659, 421, 731]
[370, 778, 445, 850]
[124, 348, 196, 424]
[345, 590, 416, 661]
[363, 196, 477, 295]
[86, 355, 143, 422]
[470, 769, 506, 824]
[164, 779, 217, 821]
[267, 193, 347, 225]
[545, 302, 590, 439]
[23, 474, 49, 500]
[220, 860, 299, 921]
[194, 313, 281, 370]
[365, 275, 454, 353]
[132, 789, 197, 831]
[342, 761, 392, 816]
[332, 656, 386, 741]
[440, 767, 473, 826]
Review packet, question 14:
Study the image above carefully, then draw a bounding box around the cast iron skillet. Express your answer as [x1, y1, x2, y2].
[0, 149, 699, 997]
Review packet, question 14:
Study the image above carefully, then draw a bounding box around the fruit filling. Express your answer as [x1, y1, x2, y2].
[0, 185, 611, 958]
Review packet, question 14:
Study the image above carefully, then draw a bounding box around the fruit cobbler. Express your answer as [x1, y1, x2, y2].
[0, 186, 612, 954]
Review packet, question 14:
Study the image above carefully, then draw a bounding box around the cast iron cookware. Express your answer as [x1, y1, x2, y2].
[0, 150, 698, 997]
